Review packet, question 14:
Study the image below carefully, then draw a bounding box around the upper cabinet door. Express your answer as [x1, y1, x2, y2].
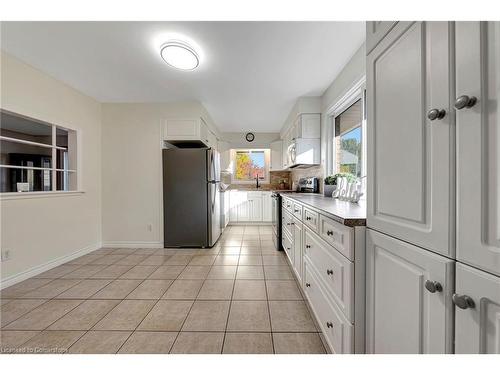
[367, 22, 455, 257]
[366, 21, 398, 55]
[456, 22, 500, 277]
[454, 263, 500, 353]
[366, 229, 455, 354]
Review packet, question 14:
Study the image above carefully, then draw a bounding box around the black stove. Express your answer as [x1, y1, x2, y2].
[271, 177, 319, 251]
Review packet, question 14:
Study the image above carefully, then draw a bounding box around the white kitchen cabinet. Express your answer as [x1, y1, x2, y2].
[164, 117, 216, 148]
[248, 193, 263, 222]
[304, 263, 354, 353]
[454, 263, 500, 354]
[270, 140, 283, 171]
[237, 199, 250, 222]
[292, 220, 303, 285]
[282, 195, 365, 353]
[367, 22, 455, 257]
[455, 22, 500, 277]
[365, 21, 397, 55]
[293, 113, 321, 139]
[229, 190, 272, 223]
[262, 192, 272, 222]
[229, 191, 246, 222]
[365, 229, 455, 354]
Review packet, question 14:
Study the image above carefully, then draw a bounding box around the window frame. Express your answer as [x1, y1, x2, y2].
[325, 77, 367, 179]
[0, 109, 81, 198]
[230, 148, 270, 185]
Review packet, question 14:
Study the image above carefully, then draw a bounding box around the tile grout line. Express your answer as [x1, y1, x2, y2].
[220, 249, 240, 354]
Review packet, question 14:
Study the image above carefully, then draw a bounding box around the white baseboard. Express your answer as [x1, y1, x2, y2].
[102, 241, 163, 249]
[0, 242, 102, 289]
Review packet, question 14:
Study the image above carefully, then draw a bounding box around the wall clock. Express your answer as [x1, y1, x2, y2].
[245, 132, 255, 142]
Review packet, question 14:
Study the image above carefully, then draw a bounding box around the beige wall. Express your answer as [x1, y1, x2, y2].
[219, 132, 279, 150]
[0, 52, 102, 284]
[101, 102, 218, 247]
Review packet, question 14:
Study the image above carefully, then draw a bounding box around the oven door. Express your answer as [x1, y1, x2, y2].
[271, 193, 282, 251]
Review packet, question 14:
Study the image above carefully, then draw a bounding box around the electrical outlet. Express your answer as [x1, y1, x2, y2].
[1, 249, 11, 262]
[147, 223, 153, 232]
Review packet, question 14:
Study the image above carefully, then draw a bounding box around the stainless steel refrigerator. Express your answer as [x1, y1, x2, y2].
[162, 147, 221, 247]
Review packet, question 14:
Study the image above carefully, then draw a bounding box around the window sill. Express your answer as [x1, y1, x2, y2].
[0, 191, 85, 200]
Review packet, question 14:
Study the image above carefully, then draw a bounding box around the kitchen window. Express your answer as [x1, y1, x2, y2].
[335, 99, 363, 177]
[0, 110, 78, 194]
[326, 78, 367, 180]
[230, 149, 270, 184]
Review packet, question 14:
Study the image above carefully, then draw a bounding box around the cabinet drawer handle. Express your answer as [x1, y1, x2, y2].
[326, 230, 334, 236]
[326, 322, 333, 328]
[286, 223, 290, 226]
[452, 294, 475, 309]
[305, 245, 311, 249]
[326, 269, 333, 276]
[294, 209, 299, 213]
[424, 280, 442, 293]
[305, 283, 311, 287]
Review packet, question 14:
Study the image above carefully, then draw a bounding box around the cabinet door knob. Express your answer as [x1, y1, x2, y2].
[427, 109, 446, 121]
[424, 280, 442, 293]
[306, 216, 311, 220]
[305, 245, 311, 249]
[326, 230, 334, 236]
[454, 95, 477, 110]
[326, 322, 333, 328]
[326, 269, 334, 276]
[452, 294, 475, 309]
[305, 283, 311, 287]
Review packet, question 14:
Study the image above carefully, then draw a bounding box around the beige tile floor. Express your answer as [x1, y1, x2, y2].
[0, 225, 326, 354]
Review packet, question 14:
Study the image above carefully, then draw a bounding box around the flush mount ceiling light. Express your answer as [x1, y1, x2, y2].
[160, 40, 200, 70]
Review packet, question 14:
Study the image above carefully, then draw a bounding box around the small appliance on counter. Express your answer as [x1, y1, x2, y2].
[297, 177, 319, 193]
[271, 176, 319, 251]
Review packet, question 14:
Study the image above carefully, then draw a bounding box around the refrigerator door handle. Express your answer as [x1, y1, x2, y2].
[211, 183, 216, 212]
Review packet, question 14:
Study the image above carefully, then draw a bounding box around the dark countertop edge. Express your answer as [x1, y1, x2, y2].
[281, 193, 367, 228]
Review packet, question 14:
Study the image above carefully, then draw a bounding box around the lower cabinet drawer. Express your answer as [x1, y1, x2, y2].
[282, 232, 294, 264]
[304, 227, 354, 322]
[292, 202, 303, 220]
[282, 210, 293, 238]
[282, 198, 293, 212]
[303, 207, 319, 232]
[319, 214, 354, 261]
[304, 263, 353, 354]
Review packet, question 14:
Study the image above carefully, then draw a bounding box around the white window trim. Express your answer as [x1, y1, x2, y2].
[325, 77, 367, 177]
[230, 148, 270, 185]
[0, 109, 81, 198]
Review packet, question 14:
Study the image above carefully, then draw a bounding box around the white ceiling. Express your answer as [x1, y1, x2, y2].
[1, 21, 365, 132]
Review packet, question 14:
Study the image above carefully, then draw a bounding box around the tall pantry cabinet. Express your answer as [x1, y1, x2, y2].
[366, 21, 500, 354]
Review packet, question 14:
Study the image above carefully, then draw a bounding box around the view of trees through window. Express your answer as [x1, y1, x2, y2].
[340, 126, 362, 176]
[235, 150, 265, 181]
